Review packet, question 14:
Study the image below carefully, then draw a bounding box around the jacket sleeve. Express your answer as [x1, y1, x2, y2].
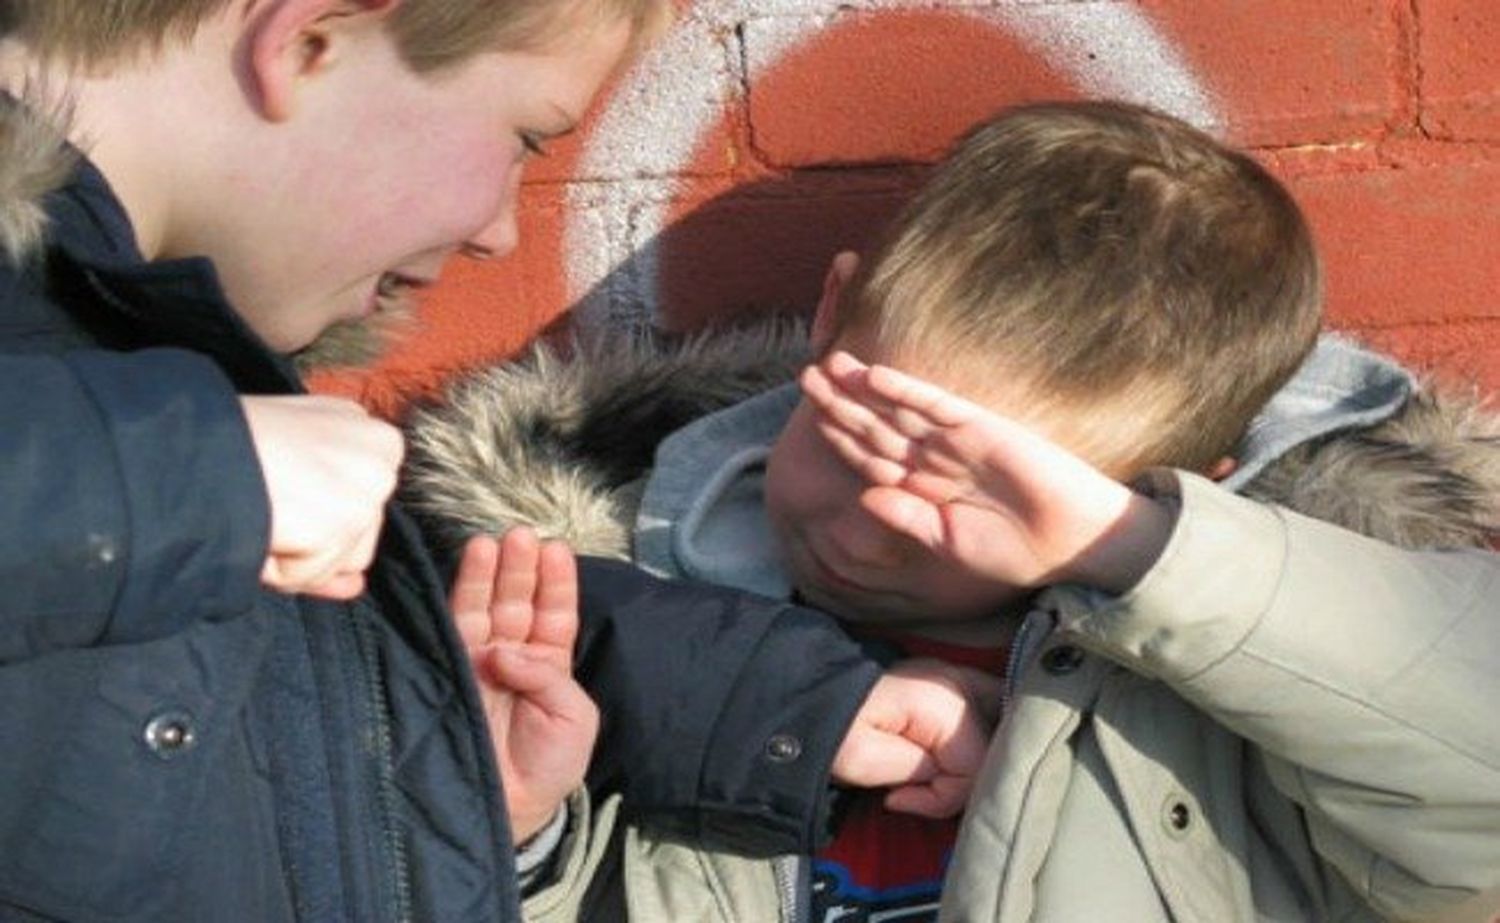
[0, 349, 269, 661]
[520, 790, 626, 922]
[574, 556, 881, 857]
[1053, 470, 1500, 919]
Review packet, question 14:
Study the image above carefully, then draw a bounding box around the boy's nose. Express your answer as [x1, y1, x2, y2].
[463, 165, 524, 261]
[463, 208, 519, 261]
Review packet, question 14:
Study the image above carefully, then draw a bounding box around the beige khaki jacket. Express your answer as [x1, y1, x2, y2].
[944, 470, 1500, 922]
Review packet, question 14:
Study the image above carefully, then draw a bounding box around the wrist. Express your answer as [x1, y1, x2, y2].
[1066, 491, 1175, 594]
[514, 801, 568, 854]
[512, 802, 560, 847]
[514, 801, 570, 893]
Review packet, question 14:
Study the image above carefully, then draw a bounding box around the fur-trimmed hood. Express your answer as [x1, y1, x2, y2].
[404, 318, 811, 558]
[0, 93, 77, 266]
[403, 319, 1500, 559]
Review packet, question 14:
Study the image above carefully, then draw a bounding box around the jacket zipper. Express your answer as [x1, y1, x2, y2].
[350, 603, 416, 923]
[773, 853, 807, 923]
[998, 610, 1052, 718]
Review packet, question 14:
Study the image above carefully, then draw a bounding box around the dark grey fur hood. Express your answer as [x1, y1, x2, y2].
[403, 318, 1500, 560]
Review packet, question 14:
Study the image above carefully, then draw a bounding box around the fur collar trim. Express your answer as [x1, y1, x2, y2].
[404, 318, 809, 558]
[0, 93, 77, 265]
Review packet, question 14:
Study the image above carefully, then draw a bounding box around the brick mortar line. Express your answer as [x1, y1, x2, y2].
[1340, 317, 1500, 334]
[1407, 0, 1431, 139]
[736, 21, 772, 172]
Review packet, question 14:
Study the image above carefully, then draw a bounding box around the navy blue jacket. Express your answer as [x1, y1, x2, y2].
[0, 123, 880, 921]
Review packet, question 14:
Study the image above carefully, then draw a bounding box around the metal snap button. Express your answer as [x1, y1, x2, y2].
[765, 734, 802, 763]
[143, 710, 198, 760]
[1163, 796, 1194, 837]
[1041, 645, 1085, 676]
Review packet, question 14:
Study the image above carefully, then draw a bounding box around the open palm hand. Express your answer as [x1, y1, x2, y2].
[801, 352, 1171, 593]
[450, 528, 599, 843]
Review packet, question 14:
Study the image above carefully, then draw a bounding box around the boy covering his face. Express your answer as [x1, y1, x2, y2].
[410, 100, 1500, 920]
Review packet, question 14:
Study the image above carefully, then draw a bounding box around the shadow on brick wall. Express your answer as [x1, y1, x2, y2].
[561, 172, 926, 340]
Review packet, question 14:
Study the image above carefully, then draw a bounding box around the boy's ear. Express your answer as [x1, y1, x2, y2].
[246, 0, 397, 122]
[1206, 456, 1238, 482]
[810, 251, 859, 353]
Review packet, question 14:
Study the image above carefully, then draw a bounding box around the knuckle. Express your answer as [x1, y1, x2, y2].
[379, 426, 406, 463]
[580, 696, 601, 728]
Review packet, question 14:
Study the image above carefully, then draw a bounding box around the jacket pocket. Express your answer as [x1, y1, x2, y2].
[0, 616, 269, 921]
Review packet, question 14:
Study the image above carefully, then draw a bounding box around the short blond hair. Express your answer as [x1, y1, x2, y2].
[0, 0, 670, 72]
[840, 100, 1322, 474]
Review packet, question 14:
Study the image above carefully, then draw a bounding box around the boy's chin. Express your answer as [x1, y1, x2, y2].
[792, 583, 1031, 646]
[791, 584, 919, 627]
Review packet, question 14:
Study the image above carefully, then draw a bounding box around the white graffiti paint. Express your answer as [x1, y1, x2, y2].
[565, 0, 1221, 327]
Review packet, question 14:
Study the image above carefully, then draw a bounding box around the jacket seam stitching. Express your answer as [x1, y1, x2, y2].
[1172, 505, 1294, 686]
[1238, 646, 1500, 772]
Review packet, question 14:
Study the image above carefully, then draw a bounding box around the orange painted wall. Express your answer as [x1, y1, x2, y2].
[315, 0, 1500, 412]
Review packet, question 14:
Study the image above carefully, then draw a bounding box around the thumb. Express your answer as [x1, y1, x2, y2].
[860, 486, 945, 549]
[883, 773, 973, 819]
[486, 646, 598, 725]
[833, 729, 938, 789]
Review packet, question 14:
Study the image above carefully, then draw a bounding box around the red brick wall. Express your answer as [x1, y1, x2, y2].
[315, 0, 1500, 412]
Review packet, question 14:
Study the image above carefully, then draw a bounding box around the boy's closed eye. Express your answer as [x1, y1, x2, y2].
[518, 131, 550, 157]
[517, 105, 584, 159]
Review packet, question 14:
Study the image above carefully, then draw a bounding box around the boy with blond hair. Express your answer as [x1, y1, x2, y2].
[0, 2, 1003, 919]
[410, 100, 1500, 920]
